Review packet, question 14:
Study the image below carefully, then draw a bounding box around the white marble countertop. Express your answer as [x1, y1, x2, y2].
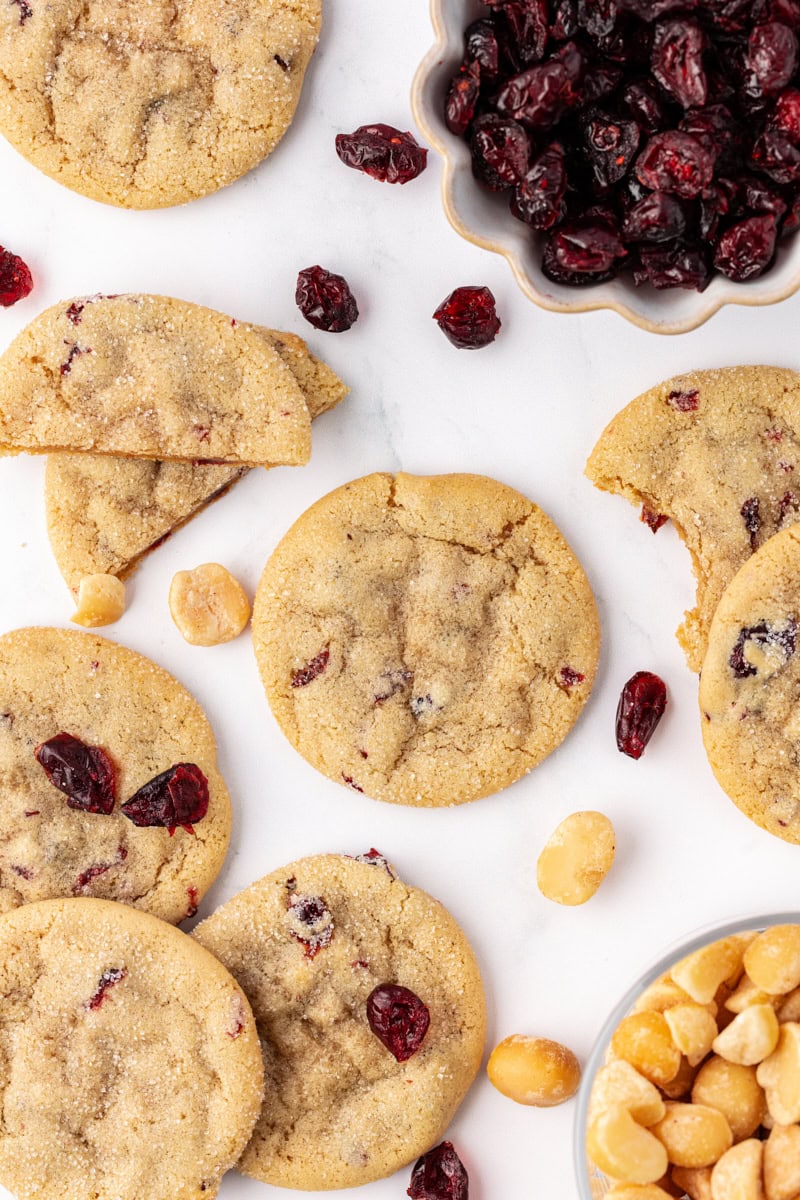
[3, 3, 800, 1198]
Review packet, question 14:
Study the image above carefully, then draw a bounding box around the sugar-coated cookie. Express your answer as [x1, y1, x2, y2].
[587, 366, 800, 671]
[0, 294, 311, 464]
[45, 328, 347, 590]
[0, 898, 264, 1200]
[0, 626, 231, 921]
[253, 472, 600, 807]
[193, 852, 486, 1190]
[700, 526, 800, 844]
[0, 0, 322, 208]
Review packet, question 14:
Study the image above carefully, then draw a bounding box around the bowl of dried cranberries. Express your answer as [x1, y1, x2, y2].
[412, 0, 800, 333]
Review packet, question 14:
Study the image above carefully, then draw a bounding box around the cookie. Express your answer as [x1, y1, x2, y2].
[0, 294, 312, 464]
[0, 0, 321, 208]
[0, 897, 264, 1200]
[45, 329, 348, 590]
[586, 366, 800, 671]
[193, 852, 486, 1190]
[699, 526, 800, 844]
[0, 626, 231, 921]
[252, 472, 600, 807]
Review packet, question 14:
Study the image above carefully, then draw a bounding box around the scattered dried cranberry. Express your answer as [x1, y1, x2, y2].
[433, 286, 501, 349]
[641, 505, 668, 532]
[287, 891, 334, 958]
[408, 1142, 469, 1200]
[0, 246, 33, 307]
[367, 984, 430, 1062]
[615, 671, 668, 760]
[335, 124, 427, 184]
[291, 647, 330, 687]
[296, 266, 359, 333]
[34, 733, 116, 814]
[86, 967, 127, 1011]
[730, 619, 798, 676]
[741, 495, 762, 547]
[120, 763, 209, 834]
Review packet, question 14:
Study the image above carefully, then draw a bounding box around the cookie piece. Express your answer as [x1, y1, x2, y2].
[0, 627, 231, 921]
[193, 852, 486, 1190]
[700, 526, 800, 843]
[253, 472, 600, 807]
[0, 898, 264, 1200]
[586, 366, 800, 671]
[0, 0, 321, 209]
[45, 329, 348, 590]
[0, 294, 312, 464]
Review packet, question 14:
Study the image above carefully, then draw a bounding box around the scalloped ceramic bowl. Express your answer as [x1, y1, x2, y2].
[411, 0, 800, 335]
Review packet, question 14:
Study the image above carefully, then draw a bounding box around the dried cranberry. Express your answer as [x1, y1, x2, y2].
[335, 124, 427, 184]
[679, 105, 740, 167]
[500, 0, 550, 65]
[445, 63, 482, 136]
[86, 967, 127, 1011]
[560, 665, 586, 686]
[296, 266, 359, 333]
[470, 114, 530, 190]
[577, 0, 621, 40]
[715, 213, 778, 280]
[552, 219, 627, 273]
[73, 847, 127, 895]
[622, 191, 687, 241]
[496, 41, 584, 128]
[745, 22, 799, 96]
[34, 733, 116, 815]
[583, 61, 624, 102]
[511, 142, 567, 227]
[120, 763, 209, 834]
[10, 0, 32, 23]
[287, 891, 334, 958]
[583, 111, 640, 188]
[433, 286, 501, 349]
[551, 0, 579, 40]
[465, 19, 501, 78]
[636, 131, 715, 198]
[730, 620, 797, 676]
[652, 20, 708, 109]
[772, 86, 800, 137]
[634, 242, 711, 289]
[641, 505, 668, 531]
[740, 496, 762, 547]
[751, 128, 800, 181]
[291, 647, 330, 687]
[616, 671, 668, 759]
[0, 246, 33, 307]
[408, 1142, 469, 1200]
[738, 176, 787, 219]
[352, 848, 395, 877]
[542, 236, 617, 284]
[622, 80, 669, 132]
[366, 983, 430, 1062]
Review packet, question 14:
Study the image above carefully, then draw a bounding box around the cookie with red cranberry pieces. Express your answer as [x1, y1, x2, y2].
[45, 327, 348, 591]
[0, 898, 264, 1200]
[192, 852, 486, 1189]
[587, 366, 800, 671]
[0, 0, 322, 208]
[0, 294, 312, 465]
[700, 526, 800, 844]
[252, 472, 600, 807]
[0, 626, 230, 921]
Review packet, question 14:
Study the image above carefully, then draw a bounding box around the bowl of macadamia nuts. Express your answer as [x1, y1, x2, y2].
[576, 914, 800, 1200]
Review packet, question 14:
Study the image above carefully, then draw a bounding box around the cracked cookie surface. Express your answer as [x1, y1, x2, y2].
[193, 852, 486, 1190]
[0, 294, 312, 464]
[45, 327, 348, 590]
[700, 526, 800, 845]
[252, 472, 600, 807]
[0, 626, 231, 921]
[0, 898, 264, 1200]
[586, 366, 800, 671]
[0, 0, 322, 208]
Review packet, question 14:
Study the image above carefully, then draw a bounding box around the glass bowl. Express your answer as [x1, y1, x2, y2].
[573, 912, 800, 1199]
[410, 0, 800, 335]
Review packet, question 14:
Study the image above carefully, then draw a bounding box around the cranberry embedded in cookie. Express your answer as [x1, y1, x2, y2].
[367, 983, 431, 1062]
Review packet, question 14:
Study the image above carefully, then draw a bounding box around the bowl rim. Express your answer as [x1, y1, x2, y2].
[572, 910, 800, 1199]
[410, 0, 800, 335]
